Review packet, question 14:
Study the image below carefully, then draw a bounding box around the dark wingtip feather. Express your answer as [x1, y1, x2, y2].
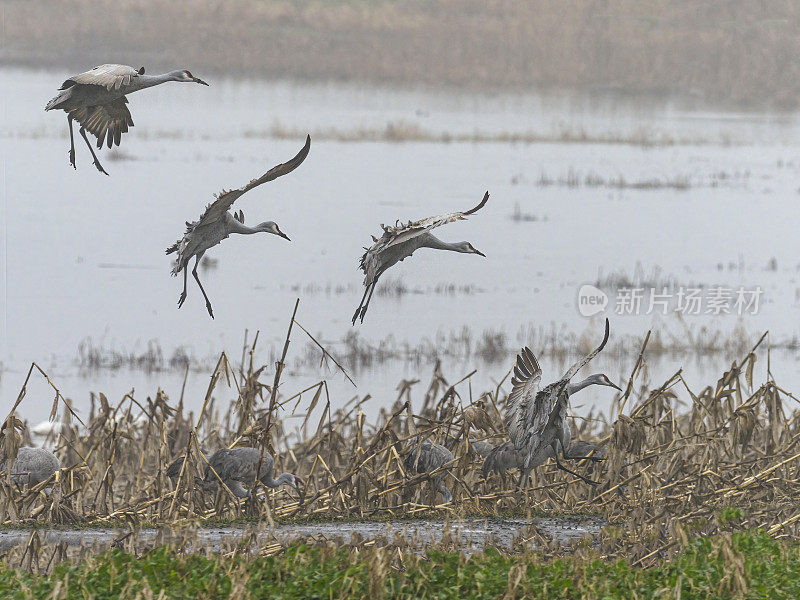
[463, 190, 490, 216]
[596, 318, 610, 354]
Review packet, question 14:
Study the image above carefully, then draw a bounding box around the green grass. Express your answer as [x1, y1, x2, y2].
[3, 530, 800, 599]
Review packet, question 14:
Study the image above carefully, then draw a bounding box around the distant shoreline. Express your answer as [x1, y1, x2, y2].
[5, 1, 800, 110]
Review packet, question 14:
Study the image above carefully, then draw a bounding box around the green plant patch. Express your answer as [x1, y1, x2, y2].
[3, 530, 800, 599]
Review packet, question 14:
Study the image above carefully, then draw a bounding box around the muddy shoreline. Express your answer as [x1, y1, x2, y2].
[0, 517, 604, 554]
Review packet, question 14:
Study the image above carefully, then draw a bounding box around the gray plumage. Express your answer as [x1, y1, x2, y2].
[481, 441, 522, 479]
[2, 447, 60, 487]
[568, 440, 605, 460]
[165, 455, 208, 488]
[443, 436, 493, 458]
[166, 456, 187, 481]
[404, 439, 454, 503]
[504, 318, 620, 486]
[45, 64, 208, 174]
[166, 136, 310, 318]
[465, 440, 494, 458]
[202, 447, 300, 498]
[352, 192, 489, 324]
[482, 440, 605, 479]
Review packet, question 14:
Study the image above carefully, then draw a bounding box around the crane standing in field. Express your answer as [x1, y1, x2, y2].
[1, 447, 60, 488]
[166, 136, 311, 318]
[202, 447, 302, 498]
[45, 64, 208, 175]
[404, 439, 455, 504]
[353, 192, 489, 325]
[505, 319, 621, 487]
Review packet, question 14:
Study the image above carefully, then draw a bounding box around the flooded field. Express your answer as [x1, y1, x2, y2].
[2, 68, 800, 424]
[7, 3, 800, 596]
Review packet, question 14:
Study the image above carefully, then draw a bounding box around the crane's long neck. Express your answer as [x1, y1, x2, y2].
[567, 377, 597, 396]
[265, 472, 294, 488]
[131, 73, 177, 91]
[421, 234, 462, 252]
[436, 480, 452, 503]
[228, 219, 262, 235]
[227, 480, 251, 498]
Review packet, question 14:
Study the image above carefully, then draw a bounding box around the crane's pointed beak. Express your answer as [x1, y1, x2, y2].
[193, 77, 209, 86]
[474, 249, 486, 257]
[277, 230, 290, 241]
[609, 381, 623, 391]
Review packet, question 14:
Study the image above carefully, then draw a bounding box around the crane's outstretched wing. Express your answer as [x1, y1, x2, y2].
[167, 136, 311, 266]
[513, 383, 563, 451]
[504, 347, 545, 448]
[358, 191, 489, 283]
[559, 318, 610, 382]
[61, 64, 142, 92]
[192, 135, 311, 230]
[382, 191, 489, 252]
[69, 97, 134, 148]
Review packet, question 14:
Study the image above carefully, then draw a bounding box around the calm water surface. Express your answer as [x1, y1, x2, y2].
[2, 69, 799, 425]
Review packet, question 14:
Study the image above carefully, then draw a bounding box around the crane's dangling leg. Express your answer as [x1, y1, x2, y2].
[192, 255, 214, 319]
[554, 457, 599, 486]
[78, 126, 109, 176]
[67, 114, 77, 169]
[517, 466, 532, 489]
[359, 282, 377, 324]
[352, 284, 371, 325]
[177, 265, 189, 308]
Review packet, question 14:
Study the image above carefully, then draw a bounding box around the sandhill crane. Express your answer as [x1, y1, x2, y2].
[481, 440, 605, 484]
[504, 319, 620, 486]
[166, 136, 311, 318]
[404, 439, 454, 503]
[202, 447, 301, 498]
[1, 447, 60, 487]
[353, 192, 489, 324]
[45, 64, 208, 175]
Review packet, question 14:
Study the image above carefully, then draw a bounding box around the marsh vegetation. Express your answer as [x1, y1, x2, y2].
[8, 1, 800, 109]
[3, 324, 800, 585]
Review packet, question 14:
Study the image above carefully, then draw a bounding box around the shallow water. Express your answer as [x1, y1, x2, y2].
[0, 516, 604, 554]
[2, 68, 800, 425]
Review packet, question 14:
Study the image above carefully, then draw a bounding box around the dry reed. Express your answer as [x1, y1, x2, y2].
[2, 312, 800, 570]
[7, 1, 800, 108]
